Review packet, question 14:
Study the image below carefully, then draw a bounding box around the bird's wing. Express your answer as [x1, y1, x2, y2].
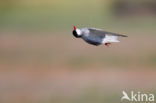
[88, 28, 128, 37]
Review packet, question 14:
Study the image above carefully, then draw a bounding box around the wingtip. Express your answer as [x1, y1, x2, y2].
[125, 35, 128, 37]
[121, 34, 128, 37]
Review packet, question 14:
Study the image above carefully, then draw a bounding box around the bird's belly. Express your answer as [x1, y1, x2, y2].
[82, 36, 102, 46]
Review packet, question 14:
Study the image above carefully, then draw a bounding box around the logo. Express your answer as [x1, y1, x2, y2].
[121, 91, 155, 102]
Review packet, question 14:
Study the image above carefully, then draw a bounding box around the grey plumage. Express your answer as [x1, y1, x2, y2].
[72, 26, 127, 46]
[88, 28, 128, 37]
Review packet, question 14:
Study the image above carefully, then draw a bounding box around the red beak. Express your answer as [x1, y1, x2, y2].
[74, 26, 76, 30]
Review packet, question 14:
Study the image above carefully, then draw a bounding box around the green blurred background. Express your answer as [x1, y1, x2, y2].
[0, 0, 156, 103]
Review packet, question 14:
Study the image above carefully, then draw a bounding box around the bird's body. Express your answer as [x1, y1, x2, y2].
[72, 26, 127, 46]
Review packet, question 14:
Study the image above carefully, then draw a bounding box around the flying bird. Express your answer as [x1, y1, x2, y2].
[72, 26, 127, 46]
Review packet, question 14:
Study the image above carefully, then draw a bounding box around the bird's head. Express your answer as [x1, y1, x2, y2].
[72, 26, 82, 38]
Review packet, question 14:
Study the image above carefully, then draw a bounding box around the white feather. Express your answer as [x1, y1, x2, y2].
[102, 35, 120, 43]
[76, 29, 82, 36]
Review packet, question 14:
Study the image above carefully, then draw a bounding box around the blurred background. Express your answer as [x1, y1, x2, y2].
[0, 0, 156, 103]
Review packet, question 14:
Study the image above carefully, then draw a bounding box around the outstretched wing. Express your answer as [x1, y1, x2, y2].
[88, 28, 128, 37]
